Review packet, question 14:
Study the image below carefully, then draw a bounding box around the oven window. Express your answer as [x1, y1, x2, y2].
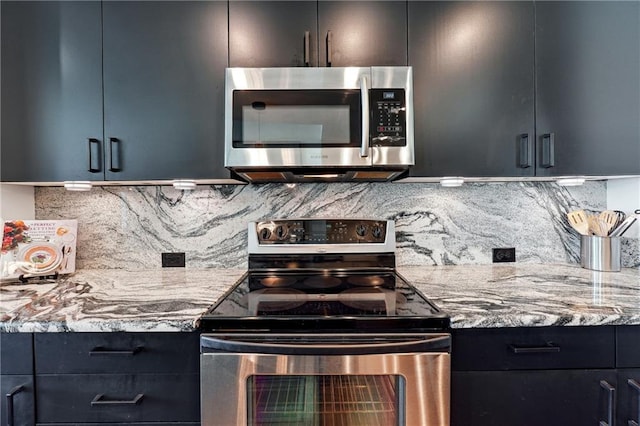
[247, 375, 404, 426]
[232, 90, 361, 148]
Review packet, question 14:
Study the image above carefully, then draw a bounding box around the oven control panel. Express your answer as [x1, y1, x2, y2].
[255, 219, 388, 244]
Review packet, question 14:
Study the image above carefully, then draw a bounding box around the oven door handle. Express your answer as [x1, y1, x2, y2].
[201, 333, 450, 355]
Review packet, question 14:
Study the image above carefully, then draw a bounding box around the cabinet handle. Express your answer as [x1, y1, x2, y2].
[91, 393, 144, 406]
[629, 379, 640, 426]
[304, 30, 310, 67]
[326, 30, 332, 67]
[89, 346, 144, 356]
[508, 343, 560, 354]
[600, 380, 616, 426]
[87, 138, 102, 173]
[6, 385, 25, 426]
[518, 133, 532, 168]
[109, 137, 122, 172]
[541, 133, 555, 168]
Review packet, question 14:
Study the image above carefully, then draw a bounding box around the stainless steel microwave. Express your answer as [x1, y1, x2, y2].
[224, 67, 414, 183]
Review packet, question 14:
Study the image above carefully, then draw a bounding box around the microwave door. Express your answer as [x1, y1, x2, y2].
[225, 67, 373, 169]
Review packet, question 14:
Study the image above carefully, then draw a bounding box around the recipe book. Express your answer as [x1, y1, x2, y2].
[1, 219, 78, 281]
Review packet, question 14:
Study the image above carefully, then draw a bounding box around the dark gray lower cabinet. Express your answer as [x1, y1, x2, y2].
[452, 370, 617, 426]
[618, 370, 640, 426]
[33, 331, 200, 425]
[0, 375, 35, 426]
[451, 326, 618, 426]
[36, 373, 199, 423]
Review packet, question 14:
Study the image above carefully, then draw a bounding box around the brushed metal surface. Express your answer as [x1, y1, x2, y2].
[224, 67, 414, 170]
[201, 336, 450, 425]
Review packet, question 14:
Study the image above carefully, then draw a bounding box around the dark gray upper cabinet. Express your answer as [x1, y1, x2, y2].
[318, 1, 407, 67]
[1, 1, 103, 182]
[408, 1, 536, 177]
[229, 1, 318, 67]
[102, 1, 229, 181]
[229, 1, 407, 68]
[535, 1, 640, 177]
[1, 1, 229, 183]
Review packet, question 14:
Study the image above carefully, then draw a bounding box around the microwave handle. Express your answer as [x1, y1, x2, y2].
[360, 75, 370, 158]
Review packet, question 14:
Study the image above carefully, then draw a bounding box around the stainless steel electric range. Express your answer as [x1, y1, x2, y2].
[199, 219, 451, 426]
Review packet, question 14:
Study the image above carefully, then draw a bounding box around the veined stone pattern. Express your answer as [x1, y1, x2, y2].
[34, 181, 637, 269]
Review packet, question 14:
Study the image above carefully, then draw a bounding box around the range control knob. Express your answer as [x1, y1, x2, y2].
[274, 225, 287, 240]
[355, 224, 367, 237]
[372, 225, 383, 239]
[259, 227, 271, 240]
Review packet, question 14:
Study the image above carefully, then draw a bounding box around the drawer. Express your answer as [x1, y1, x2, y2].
[452, 326, 615, 371]
[36, 373, 199, 423]
[0, 332, 33, 374]
[34, 332, 199, 374]
[37, 424, 200, 426]
[617, 325, 640, 368]
[1, 374, 35, 426]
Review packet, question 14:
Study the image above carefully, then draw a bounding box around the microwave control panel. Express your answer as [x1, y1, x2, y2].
[370, 89, 407, 147]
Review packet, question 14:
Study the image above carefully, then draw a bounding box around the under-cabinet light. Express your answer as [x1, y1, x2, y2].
[439, 177, 465, 187]
[172, 179, 197, 190]
[556, 177, 586, 187]
[63, 181, 93, 191]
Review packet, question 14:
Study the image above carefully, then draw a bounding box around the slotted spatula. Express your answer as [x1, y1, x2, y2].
[598, 210, 619, 236]
[567, 210, 589, 235]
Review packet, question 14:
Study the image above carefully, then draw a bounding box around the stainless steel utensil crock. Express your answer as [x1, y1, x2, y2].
[580, 235, 621, 272]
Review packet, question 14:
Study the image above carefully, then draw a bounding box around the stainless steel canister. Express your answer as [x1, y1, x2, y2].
[580, 235, 621, 272]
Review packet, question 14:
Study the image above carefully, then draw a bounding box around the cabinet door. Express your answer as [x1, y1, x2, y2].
[0, 333, 33, 374]
[535, 1, 640, 176]
[229, 1, 318, 67]
[318, 1, 407, 67]
[408, 1, 535, 177]
[452, 370, 617, 426]
[0, 1, 103, 182]
[102, 1, 229, 181]
[618, 370, 640, 426]
[1, 375, 35, 426]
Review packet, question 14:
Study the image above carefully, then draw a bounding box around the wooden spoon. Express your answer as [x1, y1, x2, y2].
[567, 210, 589, 235]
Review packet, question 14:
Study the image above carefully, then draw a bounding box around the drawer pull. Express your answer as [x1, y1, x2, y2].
[91, 393, 144, 406]
[599, 380, 616, 426]
[508, 343, 560, 354]
[6, 385, 25, 426]
[629, 379, 640, 426]
[89, 346, 144, 356]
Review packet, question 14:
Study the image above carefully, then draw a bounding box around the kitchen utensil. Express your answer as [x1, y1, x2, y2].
[598, 210, 619, 235]
[609, 212, 639, 237]
[587, 215, 608, 236]
[614, 210, 627, 229]
[567, 210, 589, 235]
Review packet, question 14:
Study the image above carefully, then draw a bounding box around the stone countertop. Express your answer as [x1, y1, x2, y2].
[0, 269, 244, 332]
[1, 264, 638, 332]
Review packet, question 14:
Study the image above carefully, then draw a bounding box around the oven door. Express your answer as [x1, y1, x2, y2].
[201, 333, 450, 426]
[225, 67, 373, 169]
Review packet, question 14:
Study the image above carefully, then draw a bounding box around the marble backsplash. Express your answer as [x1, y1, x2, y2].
[34, 181, 639, 269]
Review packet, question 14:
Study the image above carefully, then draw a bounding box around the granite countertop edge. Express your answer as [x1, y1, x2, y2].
[1, 263, 638, 332]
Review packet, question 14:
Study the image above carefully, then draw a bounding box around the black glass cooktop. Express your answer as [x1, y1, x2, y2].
[198, 270, 450, 332]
